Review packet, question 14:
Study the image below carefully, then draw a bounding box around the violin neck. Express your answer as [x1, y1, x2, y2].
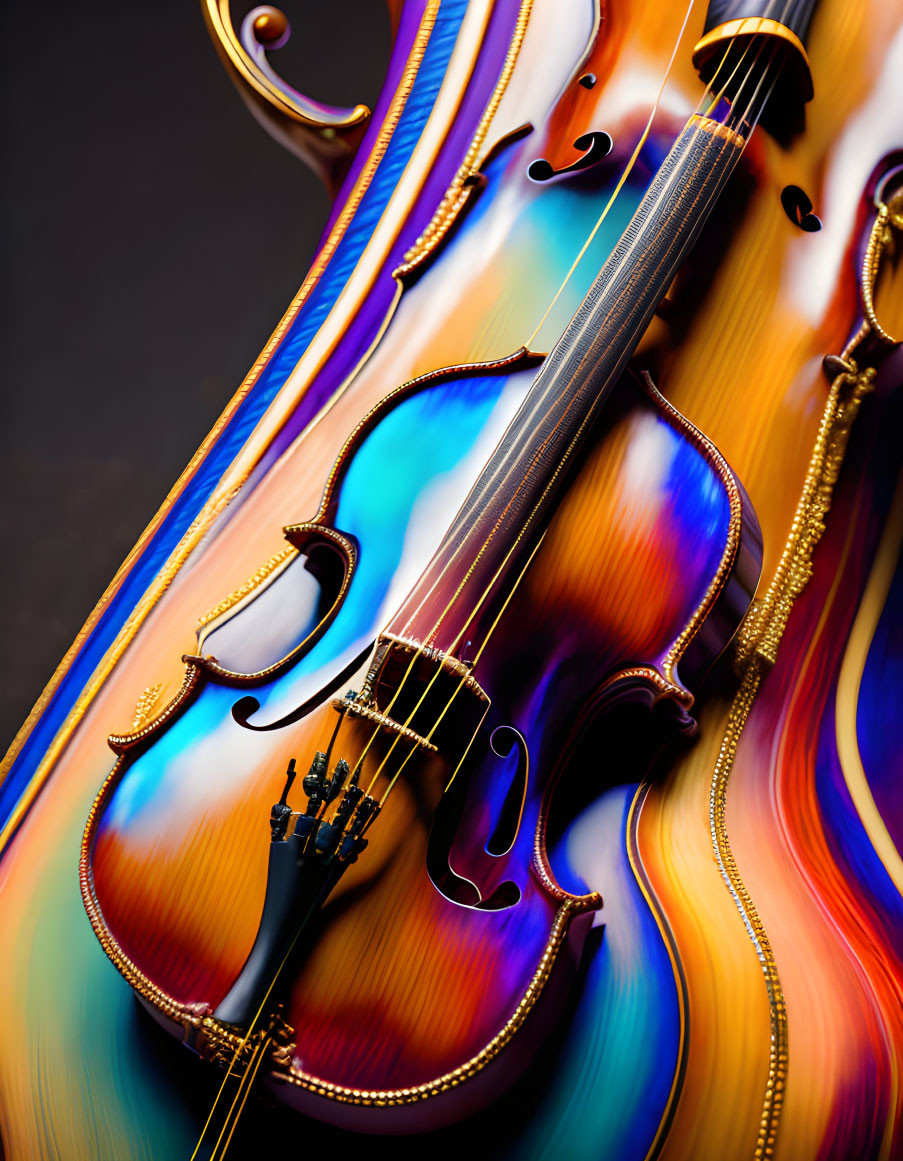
[387, 110, 752, 657]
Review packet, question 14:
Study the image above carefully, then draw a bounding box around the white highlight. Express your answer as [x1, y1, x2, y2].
[785, 25, 903, 324]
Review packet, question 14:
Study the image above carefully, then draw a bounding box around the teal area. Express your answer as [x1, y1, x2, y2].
[48, 779, 677, 1160]
[471, 144, 646, 339]
[33, 135, 680, 1157]
[26, 846, 198, 1159]
[502, 785, 680, 1161]
[102, 368, 517, 832]
[0, 0, 472, 834]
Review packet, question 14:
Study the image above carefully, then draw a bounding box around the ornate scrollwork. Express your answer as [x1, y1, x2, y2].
[201, 2, 371, 188]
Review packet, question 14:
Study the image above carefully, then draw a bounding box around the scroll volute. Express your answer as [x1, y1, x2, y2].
[202, 2, 372, 192]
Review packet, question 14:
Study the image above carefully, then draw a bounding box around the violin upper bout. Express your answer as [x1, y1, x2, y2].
[193, 524, 356, 682]
[636, 372, 763, 693]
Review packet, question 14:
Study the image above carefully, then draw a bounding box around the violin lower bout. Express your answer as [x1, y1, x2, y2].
[83, 370, 761, 1132]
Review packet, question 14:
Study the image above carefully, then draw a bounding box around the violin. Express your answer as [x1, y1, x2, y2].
[80, 0, 803, 1138]
[2, 0, 902, 1158]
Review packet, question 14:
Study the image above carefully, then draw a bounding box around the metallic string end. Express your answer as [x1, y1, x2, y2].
[289, 748, 376, 862]
[201, 2, 371, 191]
[270, 757, 297, 840]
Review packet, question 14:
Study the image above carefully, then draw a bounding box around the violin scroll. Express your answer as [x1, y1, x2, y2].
[202, 0, 371, 189]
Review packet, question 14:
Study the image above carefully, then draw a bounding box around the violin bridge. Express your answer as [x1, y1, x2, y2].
[331, 696, 438, 753]
[380, 632, 490, 703]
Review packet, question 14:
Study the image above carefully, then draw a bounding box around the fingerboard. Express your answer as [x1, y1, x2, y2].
[388, 114, 746, 656]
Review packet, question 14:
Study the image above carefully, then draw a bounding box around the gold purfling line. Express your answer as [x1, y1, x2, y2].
[713, 352, 879, 1160]
[0, 2, 440, 848]
[78, 2, 579, 1109]
[629, 783, 688, 1161]
[398, 0, 533, 272]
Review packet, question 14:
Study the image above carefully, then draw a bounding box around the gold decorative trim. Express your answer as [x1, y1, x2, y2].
[81, 752, 597, 1108]
[396, 0, 534, 278]
[5, 0, 539, 853]
[189, 354, 538, 685]
[81, 762, 208, 1029]
[379, 631, 491, 702]
[195, 525, 356, 683]
[711, 354, 881, 1159]
[0, 1, 441, 848]
[78, 348, 584, 1109]
[532, 811, 602, 910]
[709, 660, 785, 1161]
[860, 186, 903, 347]
[201, 0, 371, 187]
[628, 784, 688, 1161]
[202, 2, 370, 131]
[642, 374, 748, 691]
[87, 353, 537, 800]
[270, 897, 591, 1105]
[694, 188, 900, 1160]
[109, 663, 204, 754]
[288, 348, 538, 532]
[197, 547, 296, 629]
[398, 363, 751, 682]
[333, 697, 439, 753]
[594, 665, 688, 708]
[687, 113, 746, 147]
[735, 364, 876, 672]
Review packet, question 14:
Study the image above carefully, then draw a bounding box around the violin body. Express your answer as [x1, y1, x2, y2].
[83, 352, 759, 1125]
[2, 0, 903, 1158]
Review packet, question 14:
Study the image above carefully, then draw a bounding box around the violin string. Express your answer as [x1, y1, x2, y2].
[399, 0, 800, 615]
[188, 16, 794, 1154]
[354, 0, 796, 775]
[344, 19, 783, 810]
[321, 6, 758, 799]
[188, 895, 323, 1160]
[363, 54, 779, 804]
[330, 0, 796, 798]
[209, 1035, 270, 1161]
[524, 0, 701, 351]
[352, 26, 788, 901]
[347, 31, 752, 800]
[359, 29, 785, 811]
[294, 1, 787, 923]
[387, 28, 776, 652]
[388, 39, 763, 658]
[377, 531, 551, 806]
[359, 523, 550, 805]
[362, 41, 784, 811]
[343, 0, 792, 964]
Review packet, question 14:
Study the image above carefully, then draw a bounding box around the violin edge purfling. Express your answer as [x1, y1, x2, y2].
[78, 8, 832, 1138]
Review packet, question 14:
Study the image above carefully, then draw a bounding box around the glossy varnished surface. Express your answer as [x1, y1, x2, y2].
[86, 372, 740, 1100]
[1, 0, 903, 1156]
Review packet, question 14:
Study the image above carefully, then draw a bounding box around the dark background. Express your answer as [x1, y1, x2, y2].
[1, 1, 391, 751]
